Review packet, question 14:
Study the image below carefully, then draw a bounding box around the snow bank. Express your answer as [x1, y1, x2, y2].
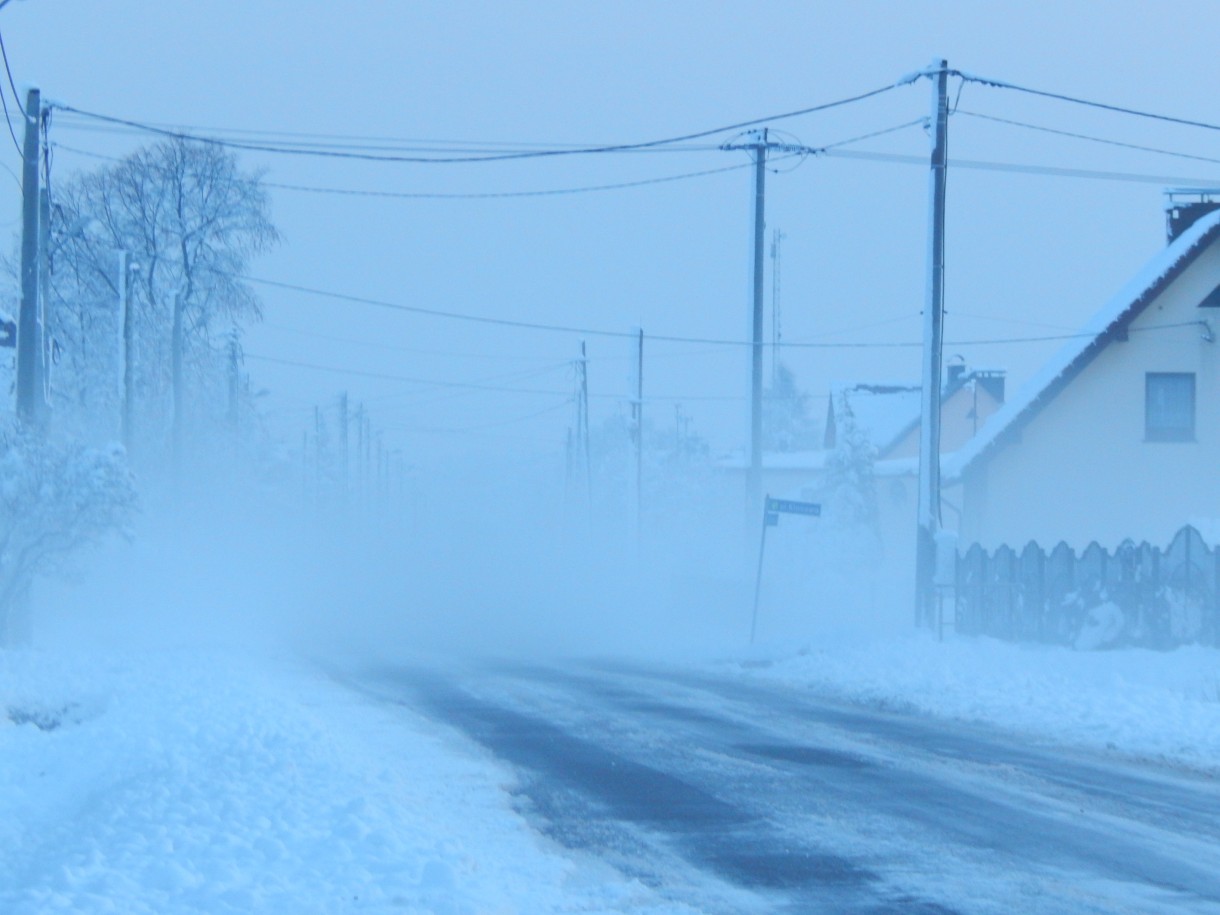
[0, 649, 692, 915]
[739, 633, 1220, 772]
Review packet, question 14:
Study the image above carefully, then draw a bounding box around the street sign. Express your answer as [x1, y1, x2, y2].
[765, 497, 821, 517]
[752, 493, 823, 645]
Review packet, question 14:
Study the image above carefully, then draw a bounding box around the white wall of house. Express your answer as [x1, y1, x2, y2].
[961, 240, 1220, 550]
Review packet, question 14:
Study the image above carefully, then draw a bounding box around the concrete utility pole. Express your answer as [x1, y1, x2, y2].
[628, 328, 644, 536]
[720, 130, 803, 509]
[748, 131, 767, 509]
[916, 60, 951, 627]
[16, 87, 41, 424]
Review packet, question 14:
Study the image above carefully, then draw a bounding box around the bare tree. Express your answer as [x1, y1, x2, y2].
[50, 139, 278, 455]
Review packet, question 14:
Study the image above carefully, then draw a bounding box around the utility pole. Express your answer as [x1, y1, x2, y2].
[577, 341, 592, 514]
[916, 59, 951, 627]
[338, 391, 349, 496]
[16, 87, 41, 424]
[121, 257, 138, 452]
[171, 289, 184, 469]
[721, 130, 802, 509]
[355, 402, 366, 507]
[628, 327, 644, 536]
[227, 329, 240, 431]
[748, 131, 767, 510]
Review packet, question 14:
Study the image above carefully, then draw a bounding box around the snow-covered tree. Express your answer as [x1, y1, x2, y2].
[821, 389, 879, 534]
[48, 139, 278, 454]
[0, 423, 138, 646]
[762, 363, 819, 451]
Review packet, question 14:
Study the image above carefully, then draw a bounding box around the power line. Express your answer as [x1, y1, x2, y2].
[0, 31, 21, 158]
[958, 70, 1220, 133]
[263, 158, 767, 200]
[49, 113, 726, 155]
[245, 352, 576, 396]
[823, 147, 1220, 186]
[956, 110, 1220, 166]
[416, 399, 574, 434]
[50, 81, 900, 164]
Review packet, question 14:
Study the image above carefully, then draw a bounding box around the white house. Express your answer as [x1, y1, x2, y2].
[945, 204, 1220, 551]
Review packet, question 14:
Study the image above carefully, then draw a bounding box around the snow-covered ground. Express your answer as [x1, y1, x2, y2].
[4, 630, 1218, 914]
[740, 632, 1220, 774]
[0, 648, 697, 915]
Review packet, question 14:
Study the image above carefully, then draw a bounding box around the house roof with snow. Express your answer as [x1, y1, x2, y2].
[824, 382, 922, 455]
[943, 207, 1220, 481]
[825, 367, 1006, 459]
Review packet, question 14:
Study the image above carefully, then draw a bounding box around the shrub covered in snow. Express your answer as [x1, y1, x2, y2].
[0, 423, 137, 646]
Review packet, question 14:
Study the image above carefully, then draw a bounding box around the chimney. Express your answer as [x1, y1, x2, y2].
[1165, 189, 1220, 243]
[946, 356, 966, 389]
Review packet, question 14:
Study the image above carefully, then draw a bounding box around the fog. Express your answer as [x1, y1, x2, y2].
[30, 435, 906, 665]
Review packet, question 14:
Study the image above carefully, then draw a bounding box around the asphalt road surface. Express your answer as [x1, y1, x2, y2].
[365, 659, 1220, 914]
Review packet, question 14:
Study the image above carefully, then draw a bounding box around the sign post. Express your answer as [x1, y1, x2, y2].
[750, 494, 822, 644]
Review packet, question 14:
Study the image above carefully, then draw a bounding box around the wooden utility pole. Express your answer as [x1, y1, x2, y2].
[916, 60, 951, 627]
[748, 131, 768, 509]
[16, 87, 41, 424]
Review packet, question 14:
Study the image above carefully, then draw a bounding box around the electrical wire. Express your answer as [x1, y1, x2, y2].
[958, 70, 1220, 133]
[50, 81, 900, 165]
[263, 159, 763, 200]
[244, 352, 579, 396]
[417, 398, 574, 434]
[0, 30, 21, 158]
[956, 110, 1220, 167]
[823, 147, 1220, 186]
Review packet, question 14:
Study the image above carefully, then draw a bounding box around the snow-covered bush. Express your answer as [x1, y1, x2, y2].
[0, 424, 137, 646]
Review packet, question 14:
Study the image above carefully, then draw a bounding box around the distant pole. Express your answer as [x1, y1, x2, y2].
[748, 130, 768, 510]
[578, 341, 592, 514]
[121, 257, 137, 451]
[16, 87, 41, 424]
[314, 405, 323, 502]
[629, 327, 644, 536]
[338, 391, 349, 496]
[171, 289, 184, 469]
[227, 329, 240, 431]
[116, 251, 128, 441]
[916, 59, 950, 627]
[355, 403, 366, 505]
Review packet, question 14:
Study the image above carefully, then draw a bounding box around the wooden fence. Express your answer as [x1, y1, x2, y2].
[955, 526, 1220, 648]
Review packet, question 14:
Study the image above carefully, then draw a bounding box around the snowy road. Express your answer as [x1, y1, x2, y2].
[371, 660, 1220, 914]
